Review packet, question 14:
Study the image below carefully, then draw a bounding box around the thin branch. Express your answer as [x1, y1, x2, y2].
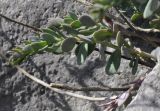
[114, 7, 136, 31]
[49, 83, 129, 91]
[99, 76, 145, 110]
[94, 47, 155, 68]
[0, 52, 133, 102]
[114, 7, 160, 44]
[0, 13, 42, 32]
[15, 66, 106, 101]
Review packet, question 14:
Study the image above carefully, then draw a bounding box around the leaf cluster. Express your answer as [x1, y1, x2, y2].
[10, 0, 160, 75]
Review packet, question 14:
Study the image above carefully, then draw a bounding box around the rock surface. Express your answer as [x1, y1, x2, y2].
[124, 49, 160, 111]
[125, 63, 160, 111]
[0, 0, 152, 111]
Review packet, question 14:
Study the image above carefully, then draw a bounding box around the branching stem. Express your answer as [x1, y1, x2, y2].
[0, 13, 156, 68]
[16, 66, 106, 101]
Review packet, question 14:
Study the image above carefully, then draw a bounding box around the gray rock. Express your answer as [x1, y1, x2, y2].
[0, 0, 151, 111]
[125, 63, 160, 111]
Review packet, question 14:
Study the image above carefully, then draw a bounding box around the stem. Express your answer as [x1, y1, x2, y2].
[0, 13, 42, 32]
[124, 41, 157, 61]
[50, 83, 129, 91]
[16, 66, 106, 101]
[114, 7, 136, 31]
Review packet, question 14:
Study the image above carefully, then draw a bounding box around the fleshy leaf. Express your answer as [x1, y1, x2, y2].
[75, 42, 89, 65]
[143, 0, 160, 18]
[93, 29, 112, 43]
[69, 11, 78, 20]
[40, 33, 59, 46]
[132, 58, 138, 75]
[30, 41, 47, 52]
[61, 37, 77, 52]
[62, 24, 79, 35]
[41, 28, 60, 37]
[22, 45, 34, 55]
[71, 20, 81, 29]
[79, 15, 96, 27]
[131, 12, 143, 24]
[64, 17, 74, 24]
[47, 17, 63, 28]
[105, 49, 121, 74]
[79, 25, 100, 36]
[116, 31, 124, 47]
[46, 42, 63, 54]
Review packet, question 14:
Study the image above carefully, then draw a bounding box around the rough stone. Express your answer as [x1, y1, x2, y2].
[0, 0, 151, 111]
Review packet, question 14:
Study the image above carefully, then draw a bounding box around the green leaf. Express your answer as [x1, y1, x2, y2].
[69, 11, 78, 20]
[41, 28, 60, 37]
[131, 13, 143, 22]
[46, 42, 63, 54]
[93, 29, 112, 43]
[64, 17, 74, 24]
[22, 45, 34, 55]
[62, 24, 79, 35]
[79, 15, 96, 27]
[61, 37, 77, 52]
[11, 53, 26, 65]
[132, 58, 138, 75]
[105, 49, 121, 74]
[12, 47, 24, 54]
[129, 57, 134, 67]
[75, 42, 89, 65]
[47, 17, 63, 28]
[87, 43, 96, 55]
[116, 31, 124, 47]
[71, 20, 81, 29]
[149, 19, 160, 29]
[143, 0, 160, 18]
[79, 25, 100, 36]
[77, 35, 92, 43]
[40, 33, 59, 46]
[89, 4, 105, 21]
[30, 41, 47, 52]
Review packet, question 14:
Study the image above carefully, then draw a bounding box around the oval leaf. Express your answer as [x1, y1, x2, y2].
[93, 29, 112, 43]
[143, 0, 160, 18]
[105, 49, 121, 74]
[46, 43, 63, 54]
[69, 11, 78, 20]
[132, 58, 138, 75]
[40, 33, 59, 46]
[64, 17, 74, 24]
[30, 41, 47, 52]
[62, 24, 79, 35]
[79, 25, 100, 36]
[71, 20, 81, 29]
[41, 28, 60, 37]
[61, 37, 77, 52]
[79, 15, 96, 27]
[22, 45, 34, 55]
[75, 42, 89, 65]
[131, 13, 143, 22]
[116, 31, 124, 47]
[47, 17, 63, 28]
